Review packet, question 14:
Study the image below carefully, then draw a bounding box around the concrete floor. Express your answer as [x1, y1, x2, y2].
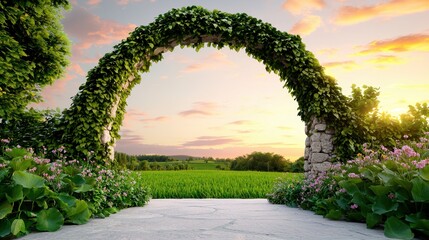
[21, 199, 388, 240]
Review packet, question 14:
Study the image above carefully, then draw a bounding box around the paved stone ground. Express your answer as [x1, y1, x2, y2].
[22, 199, 388, 240]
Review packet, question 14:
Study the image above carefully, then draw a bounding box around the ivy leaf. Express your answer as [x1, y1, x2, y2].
[36, 208, 64, 232]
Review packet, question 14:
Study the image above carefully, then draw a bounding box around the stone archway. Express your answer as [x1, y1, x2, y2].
[61, 6, 351, 174]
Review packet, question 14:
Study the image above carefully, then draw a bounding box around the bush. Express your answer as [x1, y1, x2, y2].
[0, 141, 150, 238]
[269, 134, 429, 239]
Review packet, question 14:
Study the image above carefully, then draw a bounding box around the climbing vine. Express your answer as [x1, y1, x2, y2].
[61, 6, 358, 163]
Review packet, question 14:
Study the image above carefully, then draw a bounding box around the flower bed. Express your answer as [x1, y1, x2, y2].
[269, 134, 429, 239]
[0, 141, 150, 239]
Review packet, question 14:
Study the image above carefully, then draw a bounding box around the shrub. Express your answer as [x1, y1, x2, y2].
[0, 141, 150, 238]
[269, 134, 429, 239]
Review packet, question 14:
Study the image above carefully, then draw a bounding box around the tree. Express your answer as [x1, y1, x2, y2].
[0, 0, 71, 118]
[230, 152, 287, 172]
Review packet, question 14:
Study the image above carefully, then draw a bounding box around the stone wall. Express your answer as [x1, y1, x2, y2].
[304, 117, 335, 175]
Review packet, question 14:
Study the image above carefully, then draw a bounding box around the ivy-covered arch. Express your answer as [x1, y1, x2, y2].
[61, 6, 354, 173]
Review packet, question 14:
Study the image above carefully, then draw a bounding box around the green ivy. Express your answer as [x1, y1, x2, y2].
[60, 6, 360, 163]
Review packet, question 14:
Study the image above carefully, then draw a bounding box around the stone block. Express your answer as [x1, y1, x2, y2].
[310, 133, 321, 142]
[305, 137, 311, 147]
[304, 161, 311, 171]
[311, 142, 322, 153]
[312, 162, 332, 172]
[314, 123, 327, 132]
[311, 153, 329, 163]
[322, 141, 334, 153]
[304, 147, 310, 159]
[321, 133, 332, 142]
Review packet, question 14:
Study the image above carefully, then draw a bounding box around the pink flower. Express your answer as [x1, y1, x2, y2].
[414, 159, 428, 169]
[350, 204, 358, 209]
[403, 135, 409, 139]
[388, 193, 395, 199]
[348, 173, 360, 179]
[401, 145, 419, 158]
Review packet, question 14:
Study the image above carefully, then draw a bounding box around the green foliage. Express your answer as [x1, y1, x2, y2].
[0, 0, 71, 117]
[135, 170, 301, 198]
[269, 136, 429, 239]
[0, 142, 150, 238]
[0, 109, 64, 157]
[60, 6, 356, 162]
[230, 152, 290, 172]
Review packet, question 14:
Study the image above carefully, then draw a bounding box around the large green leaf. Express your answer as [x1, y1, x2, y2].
[10, 157, 33, 171]
[420, 165, 429, 181]
[6, 185, 23, 203]
[366, 213, 381, 228]
[410, 219, 429, 236]
[24, 187, 48, 201]
[369, 185, 391, 196]
[57, 193, 77, 209]
[0, 219, 11, 237]
[338, 180, 359, 195]
[325, 209, 342, 220]
[36, 208, 64, 232]
[11, 219, 26, 236]
[0, 201, 13, 219]
[66, 200, 91, 224]
[372, 195, 398, 215]
[411, 177, 429, 202]
[74, 184, 93, 193]
[12, 171, 45, 188]
[384, 217, 414, 240]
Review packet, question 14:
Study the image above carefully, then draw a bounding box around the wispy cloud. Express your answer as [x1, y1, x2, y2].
[140, 116, 168, 123]
[323, 60, 358, 70]
[290, 15, 322, 36]
[334, 0, 429, 25]
[118, 129, 144, 143]
[87, 0, 101, 5]
[37, 63, 86, 107]
[392, 84, 429, 90]
[357, 34, 429, 55]
[179, 102, 218, 117]
[228, 120, 252, 125]
[282, 0, 325, 15]
[182, 136, 240, 147]
[182, 52, 234, 73]
[366, 55, 404, 66]
[116, 0, 146, 5]
[317, 48, 339, 56]
[63, 6, 136, 52]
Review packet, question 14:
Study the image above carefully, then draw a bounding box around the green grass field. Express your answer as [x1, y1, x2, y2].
[152, 160, 229, 170]
[132, 170, 303, 198]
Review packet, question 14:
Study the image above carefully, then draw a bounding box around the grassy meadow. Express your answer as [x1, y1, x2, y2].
[132, 170, 303, 198]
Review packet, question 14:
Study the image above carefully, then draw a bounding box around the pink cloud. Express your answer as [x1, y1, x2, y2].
[140, 116, 168, 122]
[179, 102, 218, 117]
[182, 136, 240, 147]
[289, 15, 322, 36]
[323, 60, 357, 69]
[116, 0, 144, 6]
[87, 0, 101, 5]
[118, 129, 144, 143]
[334, 0, 429, 25]
[182, 52, 234, 73]
[282, 0, 325, 15]
[63, 6, 136, 51]
[357, 33, 429, 55]
[228, 120, 252, 125]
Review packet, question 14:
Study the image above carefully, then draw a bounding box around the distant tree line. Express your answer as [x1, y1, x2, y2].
[230, 152, 304, 172]
[113, 152, 191, 171]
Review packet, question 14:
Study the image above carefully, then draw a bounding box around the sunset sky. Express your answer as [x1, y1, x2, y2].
[35, 0, 429, 159]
